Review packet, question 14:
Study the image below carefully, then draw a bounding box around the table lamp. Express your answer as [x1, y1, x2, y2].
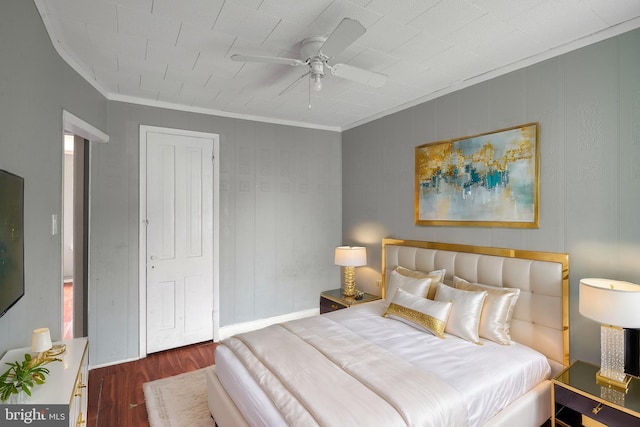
[579, 278, 640, 391]
[334, 246, 366, 297]
[31, 328, 52, 361]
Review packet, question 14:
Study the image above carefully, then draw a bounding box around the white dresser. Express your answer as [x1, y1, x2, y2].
[0, 337, 89, 427]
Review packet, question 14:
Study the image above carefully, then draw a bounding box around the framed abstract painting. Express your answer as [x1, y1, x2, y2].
[415, 123, 539, 228]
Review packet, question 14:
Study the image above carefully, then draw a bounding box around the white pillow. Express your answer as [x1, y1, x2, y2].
[383, 288, 452, 338]
[386, 269, 432, 306]
[394, 267, 445, 300]
[434, 282, 487, 344]
[453, 276, 521, 345]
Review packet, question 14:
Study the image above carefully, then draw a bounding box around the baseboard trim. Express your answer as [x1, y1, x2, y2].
[218, 308, 319, 340]
[89, 355, 141, 370]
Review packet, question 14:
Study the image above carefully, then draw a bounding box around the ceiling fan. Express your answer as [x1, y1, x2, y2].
[230, 18, 388, 97]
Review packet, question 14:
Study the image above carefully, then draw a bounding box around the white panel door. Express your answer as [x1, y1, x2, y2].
[146, 130, 213, 353]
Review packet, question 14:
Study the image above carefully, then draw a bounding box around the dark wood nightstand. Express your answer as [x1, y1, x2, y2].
[320, 288, 381, 314]
[552, 360, 640, 426]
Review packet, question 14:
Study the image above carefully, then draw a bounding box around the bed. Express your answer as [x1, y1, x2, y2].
[207, 238, 569, 426]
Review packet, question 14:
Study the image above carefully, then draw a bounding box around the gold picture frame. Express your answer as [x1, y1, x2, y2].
[415, 123, 539, 228]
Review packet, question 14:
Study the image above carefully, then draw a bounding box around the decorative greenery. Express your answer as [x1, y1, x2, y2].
[0, 353, 59, 402]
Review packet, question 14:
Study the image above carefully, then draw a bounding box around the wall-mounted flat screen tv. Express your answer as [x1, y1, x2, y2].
[0, 169, 25, 318]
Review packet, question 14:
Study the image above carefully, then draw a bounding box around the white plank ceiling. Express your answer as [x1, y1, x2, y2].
[34, 0, 640, 130]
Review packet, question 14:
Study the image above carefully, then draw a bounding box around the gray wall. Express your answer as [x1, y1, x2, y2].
[0, 0, 107, 354]
[89, 102, 342, 365]
[343, 28, 640, 365]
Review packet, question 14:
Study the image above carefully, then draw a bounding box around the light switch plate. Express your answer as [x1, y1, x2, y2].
[51, 214, 58, 235]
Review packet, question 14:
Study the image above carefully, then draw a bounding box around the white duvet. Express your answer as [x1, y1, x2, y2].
[216, 300, 551, 427]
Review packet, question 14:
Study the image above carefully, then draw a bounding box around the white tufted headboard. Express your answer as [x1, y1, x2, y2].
[382, 238, 569, 375]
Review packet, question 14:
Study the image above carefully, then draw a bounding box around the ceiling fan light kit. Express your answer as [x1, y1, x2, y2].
[310, 59, 324, 92]
[312, 74, 323, 92]
[230, 18, 387, 99]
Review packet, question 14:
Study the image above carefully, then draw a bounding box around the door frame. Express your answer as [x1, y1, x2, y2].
[71, 134, 88, 338]
[139, 125, 220, 358]
[62, 110, 109, 341]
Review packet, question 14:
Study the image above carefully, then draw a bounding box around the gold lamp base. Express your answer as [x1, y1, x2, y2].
[596, 370, 632, 392]
[342, 266, 356, 297]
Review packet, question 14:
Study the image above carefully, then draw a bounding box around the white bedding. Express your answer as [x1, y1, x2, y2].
[215, 300, 551, 427]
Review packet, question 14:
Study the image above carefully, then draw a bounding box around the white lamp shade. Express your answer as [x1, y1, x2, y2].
[31, 328, 52, 353]
[579, 278, 640, 328]
[334, 246, 367, 267]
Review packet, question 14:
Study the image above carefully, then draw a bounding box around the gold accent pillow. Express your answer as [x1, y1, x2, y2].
[453, 276, 521, 345]
[434, 283, 487, 344]
[386, 269, 433, 306]
[395, 266, 446, 300]
[383, 288, 452, 338]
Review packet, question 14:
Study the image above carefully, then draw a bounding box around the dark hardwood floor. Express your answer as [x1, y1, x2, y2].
[87, 341, 217, 427]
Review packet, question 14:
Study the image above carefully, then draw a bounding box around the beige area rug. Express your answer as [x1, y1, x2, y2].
[143, 366, 216, 427]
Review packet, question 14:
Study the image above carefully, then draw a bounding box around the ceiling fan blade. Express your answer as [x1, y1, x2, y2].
[231, 54, 305, 67]
[279, 71, 311, 96]
[330, 63, 388, 88]
[319, 18, 366, 59]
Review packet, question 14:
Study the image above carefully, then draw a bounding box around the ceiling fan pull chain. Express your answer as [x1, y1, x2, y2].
[308, 74, 312, 110]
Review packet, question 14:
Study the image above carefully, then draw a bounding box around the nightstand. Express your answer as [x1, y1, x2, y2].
[320, 288, 381, 314]
[552, 360, 640, 426]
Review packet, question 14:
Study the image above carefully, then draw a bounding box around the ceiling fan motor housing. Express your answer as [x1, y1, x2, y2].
[300, 37, 327, 62]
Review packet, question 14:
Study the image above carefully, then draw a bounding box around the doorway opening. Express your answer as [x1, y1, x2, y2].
[61, 110, 109, 342]
[63, 134, 74, 339]
[62, 133, 89, 340]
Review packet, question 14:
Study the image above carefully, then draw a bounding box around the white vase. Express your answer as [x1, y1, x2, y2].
[8, 389, 27, 404]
